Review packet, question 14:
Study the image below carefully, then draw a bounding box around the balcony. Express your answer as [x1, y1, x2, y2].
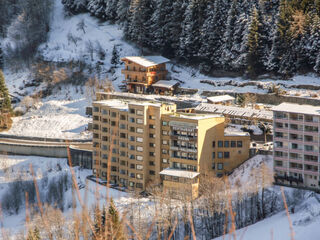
[170, 145, 197, 153]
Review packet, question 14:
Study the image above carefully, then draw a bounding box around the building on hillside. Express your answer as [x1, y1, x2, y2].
[195, 103, 273, 125]
[92, 99, 250, 198]
[207, 95, 235, 105]
[152, 80, 180, 95]
[69, 144, 93, 169]
[273, 103, 320, 191]
[121, 56, 169, 94]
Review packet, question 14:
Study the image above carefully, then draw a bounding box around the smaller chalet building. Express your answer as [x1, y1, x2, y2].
[121, 56, 169, 94]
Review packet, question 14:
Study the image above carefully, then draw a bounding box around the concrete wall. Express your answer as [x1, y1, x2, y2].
[0, 142, 67, 158]
[0, 134, 91, 143]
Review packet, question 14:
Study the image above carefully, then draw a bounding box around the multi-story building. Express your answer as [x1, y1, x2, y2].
[92, 99, 250, 197]
[121, 56, 169, 94]
[273, 103, 320, 190]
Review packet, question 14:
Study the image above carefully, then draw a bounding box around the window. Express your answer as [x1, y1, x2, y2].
[136, 183, 143, 188]
[120, 169, 126, 175]
[162, 158, 168, 163]
[217, 163, 223, 170]
[149, 152, 155, 157]
[149, 115, 155, 120]
[111, 112, 116, 117]
[218, 152, 223, 159]
[137, 155, 143, 161]
[137, 118, 143, 124]
[162, 130, 168, 135]
[129, 145, 135, 150]
[149, 170, 155, 175]
[149, 143, 155, 147]
[129, 127, 135, 132]
[136, 137, 143, 143]
[129, 154, 135, 160]
[112, 148, 118, 154]
[237, 141, 243, 148]
[120, 151, 126, 157]
[162, 149, 168, 154]
[129, 117, 135, 123]
[212, 163, 215, 169]
[231, 141, 236, 148]
[111, 121, 116, 126]
[136, 174, 143, 179]
[162, 121, 168, 126]
[212, 152, 215, 159]
[93, 107, 99, 112]
[224, 152, 230, 158]
[149, 133, 155, 138]
[212, 141, 216, 148]
[149, 124, 155, 129]
[130, 164, 135, 169]
[149, 161, 155, 166]
[137, 110, 143, 115]
[136, 164, 143, 170]
[120, 124, 126, 129]
[162, 140, 168, 145]
[120, 142, 126, 148]
[129, 109, 135, 114]
[120, 115, 126, 120]
[129, 173, 135, 178]
[224, 141, 229, 148]
[111, 157, 117, 162]
[136, 128, 143, 133]
[218, 141, 223, 147]
[137, 146, 143, 152]
[129, 181, 135, 187]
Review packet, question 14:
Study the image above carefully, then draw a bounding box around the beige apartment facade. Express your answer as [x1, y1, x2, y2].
[92, 99, 250, 197]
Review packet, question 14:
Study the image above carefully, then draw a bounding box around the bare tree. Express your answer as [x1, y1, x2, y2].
[76, 19, 87, 34]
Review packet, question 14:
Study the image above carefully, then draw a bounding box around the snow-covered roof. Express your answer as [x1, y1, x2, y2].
[160, 168, 200, 179]
[93, 100, 128, 110]
[272, 102, 320, 116]
[224, 129, 250, 137]
[171, 113, 222, 120]
[152, 80, 179, 89]
[196, 103, 273, 120]
[207, 95, 235, 103]
[121, 56, 170, 67]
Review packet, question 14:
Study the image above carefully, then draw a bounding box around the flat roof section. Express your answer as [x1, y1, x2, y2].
[160, 168, 200, 179]
[272, 102, 320, 116]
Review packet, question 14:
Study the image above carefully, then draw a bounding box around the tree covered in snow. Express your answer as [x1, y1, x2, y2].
[58, 0, 320, 78]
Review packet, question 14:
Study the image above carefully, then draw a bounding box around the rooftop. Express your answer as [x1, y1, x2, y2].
[196, 103, 273, 120]
[207, 95, 235, 103]
[224, 129, 250, 137]
[170, 112, 222, 120]
[93, 99, 164, 110]
[160, 168, 200, 179]
[121, 56, 170, 68]
[272, 102, 320, 116]
[152, 80, 179, 89]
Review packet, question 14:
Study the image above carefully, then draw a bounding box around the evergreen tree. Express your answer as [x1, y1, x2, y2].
[199, 0, 229, 72]
[0, 43, 3, 69]
[87, 0, 107, 19]
[111, 45, 119, 66]
[221, 0, 238, 70]
[178, 0, 207, 61]
[0, 70, 11, 113]
[62, 0, 88, 13]
[125, 0, 153, 49]
[116, 0, 131, 26]
[247, 7, 264, 78]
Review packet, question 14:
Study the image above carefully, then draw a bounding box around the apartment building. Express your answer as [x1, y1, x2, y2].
[121, 56, 169, 94]
[273, 103, 320, 190]
[92, 99, 250, 198]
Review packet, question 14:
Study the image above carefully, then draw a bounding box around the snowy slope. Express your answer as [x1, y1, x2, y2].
[214, 196, 320, 240]
[2, 86, 92, 139]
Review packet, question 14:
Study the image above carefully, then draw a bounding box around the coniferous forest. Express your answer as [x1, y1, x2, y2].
[61, 0, 320, 79]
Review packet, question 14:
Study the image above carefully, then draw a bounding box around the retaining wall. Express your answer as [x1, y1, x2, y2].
[0, 142, 67, 158]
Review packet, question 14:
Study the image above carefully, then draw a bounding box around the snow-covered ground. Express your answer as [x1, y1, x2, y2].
[0, 154, 131, 235]
[1, 86, 92, 139]
[214, 195, 320, 240]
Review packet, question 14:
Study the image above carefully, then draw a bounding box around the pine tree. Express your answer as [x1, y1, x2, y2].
[178, 0, 207, 61]
[0, 43, 3, 69]
[199, 0, 228, 71]
[0, 70, 11, 113]
[87, 0, 107, 19]
[111, 45, 119, 67]
[247, 7, 264, 78]
[105, 0, 119, 22]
